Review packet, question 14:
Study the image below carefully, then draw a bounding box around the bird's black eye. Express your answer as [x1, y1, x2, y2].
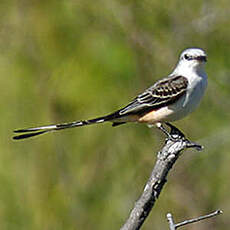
[184, 54, 190, 60]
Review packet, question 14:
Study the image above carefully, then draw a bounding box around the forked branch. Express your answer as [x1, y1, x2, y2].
[120, 124, 203, 230]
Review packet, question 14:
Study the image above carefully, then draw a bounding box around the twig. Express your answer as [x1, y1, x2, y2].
[167, 209, 223, 229]
[167, 213, 176, 230]
[120, 124, 202, 230]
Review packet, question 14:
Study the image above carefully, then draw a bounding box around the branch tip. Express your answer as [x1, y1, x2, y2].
[185, 141, 203, 151]
[173, 209, 223, 229]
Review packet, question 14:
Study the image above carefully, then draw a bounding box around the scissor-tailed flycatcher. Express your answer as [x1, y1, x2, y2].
[13, 48, 207, 140]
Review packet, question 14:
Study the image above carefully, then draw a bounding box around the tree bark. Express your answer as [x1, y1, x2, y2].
[120, 124, 202, 230]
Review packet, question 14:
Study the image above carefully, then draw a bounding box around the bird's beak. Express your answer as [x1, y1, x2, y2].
[196, 56, 207, 62]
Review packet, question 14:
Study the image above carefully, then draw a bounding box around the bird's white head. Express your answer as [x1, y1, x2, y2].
[174, 48, 207, 74]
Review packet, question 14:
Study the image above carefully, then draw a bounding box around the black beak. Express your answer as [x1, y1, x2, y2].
[196, 56, 207, 62]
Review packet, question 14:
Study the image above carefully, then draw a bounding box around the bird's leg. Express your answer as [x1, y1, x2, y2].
[156, 123, 172, 139]
[156, 122, 184, 141]
[165, 122, 185, 139]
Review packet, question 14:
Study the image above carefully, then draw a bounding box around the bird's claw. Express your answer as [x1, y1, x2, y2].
[157, 122, 185, 142]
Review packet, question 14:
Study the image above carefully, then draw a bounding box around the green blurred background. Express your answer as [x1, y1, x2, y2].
[1, 0, 230, 229]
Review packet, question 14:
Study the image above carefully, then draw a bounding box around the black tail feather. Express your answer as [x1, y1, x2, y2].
[14, 128, 44, 133]
[12, 113, 122, 140]
[13, 131, 48, 140]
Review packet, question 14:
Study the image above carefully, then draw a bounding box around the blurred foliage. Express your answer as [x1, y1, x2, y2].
[1, 0, 230, 229]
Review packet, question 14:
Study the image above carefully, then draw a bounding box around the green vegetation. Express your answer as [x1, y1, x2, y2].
[1, 0, 230, 229]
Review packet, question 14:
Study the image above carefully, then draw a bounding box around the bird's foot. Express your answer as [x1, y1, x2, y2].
[157, 122, 203, 151]
[157, 122, 185, 142]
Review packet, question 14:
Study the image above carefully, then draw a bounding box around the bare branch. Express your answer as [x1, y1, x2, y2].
[169, 209, 223, 229]
[167, 213, 176, 230]
[120, 124, 203, 230]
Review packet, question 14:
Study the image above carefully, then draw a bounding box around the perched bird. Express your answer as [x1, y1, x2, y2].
[13, 48, 207, 140]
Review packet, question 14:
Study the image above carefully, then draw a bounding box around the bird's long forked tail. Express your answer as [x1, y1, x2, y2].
[13, 114, 117, 140]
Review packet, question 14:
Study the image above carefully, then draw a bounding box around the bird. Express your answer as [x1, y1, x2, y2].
[13, 48, 208, 140]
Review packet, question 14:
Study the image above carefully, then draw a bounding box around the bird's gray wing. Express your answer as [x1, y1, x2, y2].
[118, 75, 188, 116]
